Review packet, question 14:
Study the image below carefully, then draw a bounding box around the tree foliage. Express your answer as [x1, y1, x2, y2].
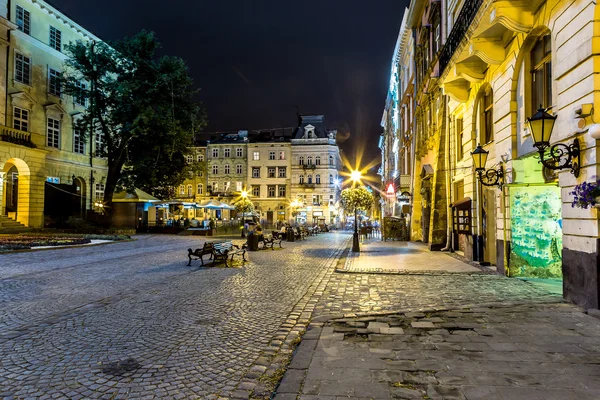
[341, 186, 374, 213]
[62, 30, 207, 217]
[234, 197, 254, 215]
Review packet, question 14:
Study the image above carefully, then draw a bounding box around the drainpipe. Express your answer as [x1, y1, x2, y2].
[89, 40, 96, 214]
[441, 96, 452, 251]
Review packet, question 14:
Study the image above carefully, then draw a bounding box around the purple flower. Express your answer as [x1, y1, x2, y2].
[571, 180, 600, 209]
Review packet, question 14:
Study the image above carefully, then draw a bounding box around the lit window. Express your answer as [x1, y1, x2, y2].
[73, 127, 84, 154]
[269, 151, 275, 160]
[212, 165, 218, 174]
[224, 148, 231, 157]
[212, 148, 219, 158]
[197, 184, 203, 195]
[48, 68, 61, 97]
[268, 167, 276, 178]
[15, 53, 31, 85]
[236, 181, 242, 192]
[13, 107, 28, 132]
[278, 185, 286, 197]
[279, 151, 285, 160]
[50, 26, 62, 52]
[236, 164, 243, 174]
[212, 182, 218, 192]
[253, 151, 260, 161]
[179, 185, 185, 195]
[47, 117, 60, 148]
[278, 167, 286, 178]
[187, 185, 193, 196]
[95, 183, 105, 201]
[236, 147, 243, 157]
[224, 164, 230, 174]
[16, 6, 30, 35]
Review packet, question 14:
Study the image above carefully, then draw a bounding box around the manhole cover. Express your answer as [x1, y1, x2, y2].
[101, 358, 141, 376]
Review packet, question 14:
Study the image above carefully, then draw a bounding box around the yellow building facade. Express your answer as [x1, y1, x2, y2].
[0, 0, 107, 229]
[387, 0, 600, 308]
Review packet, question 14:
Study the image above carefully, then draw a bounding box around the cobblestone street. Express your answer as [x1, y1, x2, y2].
[0, 233, 349, 399]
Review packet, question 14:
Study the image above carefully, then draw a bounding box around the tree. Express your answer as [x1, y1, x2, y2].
[234, 197, 254, 215]
[341, 186, 374, 214]
[62, 31, 206, 220]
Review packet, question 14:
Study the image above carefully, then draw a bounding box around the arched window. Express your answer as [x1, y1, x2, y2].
[179, 185, 185, 195]
[187, 185, 193, 196]
[197, 184, 203, 195]
[308, 174, 313, 184]
[224, 164, 230, 174]
[307, 156, 313, 165]
[299, 174, 304, 184]
[212, 165, 218, 174]
[329, 155, 334, 166]
[329, 174, 334, 185]
[316, 174, 321, 184]
[478, 88, 493, 145]
[531, 34, 552, 111]
[315, 156, 321, 165]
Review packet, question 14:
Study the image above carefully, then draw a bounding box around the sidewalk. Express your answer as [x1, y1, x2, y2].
[275, 240, 600, 400]
[338, 239, 480, 274]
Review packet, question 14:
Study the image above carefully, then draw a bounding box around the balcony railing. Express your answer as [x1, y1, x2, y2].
[301, 164, 317, 170]
[299, 183, 316, 188]
[0, 126, 35, 148]
[439, 0, 484, 75]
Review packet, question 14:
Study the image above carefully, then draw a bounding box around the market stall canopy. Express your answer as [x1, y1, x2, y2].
[112, 188, 160, 203]
[198, 199, 228, 210]
[216, 200, 235, 210]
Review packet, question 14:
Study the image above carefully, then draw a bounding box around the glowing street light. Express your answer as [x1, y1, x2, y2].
[241, 190, 248, 198]
[350, 170, 363, 252]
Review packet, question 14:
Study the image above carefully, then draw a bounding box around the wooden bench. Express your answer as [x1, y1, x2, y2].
[187, 240, 247, 267]
[259, 234, 283, 250]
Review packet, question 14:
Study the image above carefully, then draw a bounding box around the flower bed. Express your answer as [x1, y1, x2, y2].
[0, 234, 130, 252]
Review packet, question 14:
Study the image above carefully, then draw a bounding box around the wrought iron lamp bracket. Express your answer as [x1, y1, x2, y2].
[476, 165, 504, 188]
[535, 138, 580, 177]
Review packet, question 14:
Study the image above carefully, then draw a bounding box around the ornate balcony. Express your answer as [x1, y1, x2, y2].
[439, 0, 484, 75]
[0, 126, 36, 148]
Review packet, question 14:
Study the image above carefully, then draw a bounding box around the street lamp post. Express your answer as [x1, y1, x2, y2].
[240, 191, 248, 238]
[351, 170, 362, 252]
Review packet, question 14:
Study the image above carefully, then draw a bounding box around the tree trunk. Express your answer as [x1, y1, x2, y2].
[102, 159, 125, 226]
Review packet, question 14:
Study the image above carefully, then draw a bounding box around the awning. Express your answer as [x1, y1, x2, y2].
[112, 188, 160, 203]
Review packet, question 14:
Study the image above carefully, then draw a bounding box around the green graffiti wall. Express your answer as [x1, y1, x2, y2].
[509, 185, 562, 278]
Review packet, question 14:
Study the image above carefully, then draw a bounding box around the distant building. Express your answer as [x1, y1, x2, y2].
[290, 115, 341, 226]
[246, 128, 293, 226]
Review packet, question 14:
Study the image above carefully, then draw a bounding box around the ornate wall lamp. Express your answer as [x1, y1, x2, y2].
[527, 107, 580, 177]
[471, 145, 504, 187]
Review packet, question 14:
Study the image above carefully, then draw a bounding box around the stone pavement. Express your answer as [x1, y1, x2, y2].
[338, 240, 479, 274]
[274, 239, 600, 399]
[0, 233, 349, 399]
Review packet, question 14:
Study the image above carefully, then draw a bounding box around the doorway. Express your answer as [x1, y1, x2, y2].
[4, 166, 18, 217]
[482, 187, 497, 265]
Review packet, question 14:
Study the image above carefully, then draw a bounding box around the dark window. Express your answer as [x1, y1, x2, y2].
[50, 26, 62, 52]
[15, 53, 31, 85]
[73, 128, 84, 154]
[252, 185, 260, 197]
[479, 90, 493, 144]
[268, 167, 276, 178]
[49, 68, 61, 97]
[278, 185, 286, 197]
[268, 185, 276, 197]
[16, 6, 30, 35]
[456, 118, 464, 160]
[531, 34, 552, 111]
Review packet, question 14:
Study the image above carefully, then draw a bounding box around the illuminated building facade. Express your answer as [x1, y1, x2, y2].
[385, 0, 600, 308]
[290, 115, 341, 226]
[0, 0, 107, 229]
[380, 9, 414, 219]
[246, 128, 292, 226]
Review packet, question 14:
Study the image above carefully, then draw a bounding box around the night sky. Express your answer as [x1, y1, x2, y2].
[49, 0, 408, 168]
